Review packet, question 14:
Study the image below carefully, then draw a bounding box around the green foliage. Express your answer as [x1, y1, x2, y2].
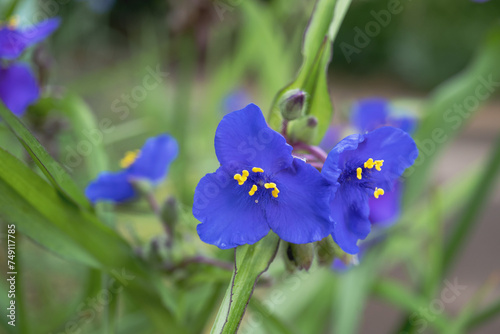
[268, 0, 353, 145]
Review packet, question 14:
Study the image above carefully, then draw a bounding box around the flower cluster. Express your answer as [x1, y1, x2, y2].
[0, 17, 60, 116]
[192, 103, 419, 254]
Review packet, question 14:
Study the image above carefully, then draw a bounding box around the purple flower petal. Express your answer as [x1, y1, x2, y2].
[266, 159, 332, 244]
[193, 167, 270, 249]
[128, 134, 178, 184]
[0, 63, 39, 116]
[214, 104, 293, 174]
[85, 171, 136, 203]
[0, 17, 60, 60]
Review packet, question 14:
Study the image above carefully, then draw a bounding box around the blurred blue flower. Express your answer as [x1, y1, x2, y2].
[0, 17, 60, 116]
[322, 126, 418, 254]
[0, 17, 60, 60]
[0, 64, 39, 116]
[85, 134, 179, 203]
[193, 104, 332, 249]
[350, 98, 417, 134]
[222, 89, 251, 115]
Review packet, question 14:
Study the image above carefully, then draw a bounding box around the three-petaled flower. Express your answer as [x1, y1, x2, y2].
[85, 134, 178, 203]
[322, 126, 418, 254]
[0, 17, 60, 116]
[193, 104, 332, 249]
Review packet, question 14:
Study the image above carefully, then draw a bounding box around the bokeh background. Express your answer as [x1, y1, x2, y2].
[0, 0, 499, 333]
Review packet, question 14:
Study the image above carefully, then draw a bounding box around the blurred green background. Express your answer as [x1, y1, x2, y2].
[1, 0, 500, 333]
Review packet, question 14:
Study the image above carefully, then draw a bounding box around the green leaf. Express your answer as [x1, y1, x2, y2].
[0, 147, 182, 331]
[442, 134, 500, 274]
[211, 233, 280, 334]
[405, 24, 500, 205]
[268, 0, 353, 144]
[0, 102, 91, 211]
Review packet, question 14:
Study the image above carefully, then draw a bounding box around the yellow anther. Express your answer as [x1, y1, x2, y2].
[264, 182, 280, 198]
[234, 174, 245, 185]
[374, 187, 385, 199]
[252, 167, 264, 173]
[264, 182, 276, 189]
[363, 158, 384, 171]
[7, 16, 19, 30]
[120, 150, 140, 168]
[234, 170, 249, 185]
[374, 160, 384, 171]
[248, 185, 258, 196]
[356, 167, 362, 180]
[364, 158, 375, 169]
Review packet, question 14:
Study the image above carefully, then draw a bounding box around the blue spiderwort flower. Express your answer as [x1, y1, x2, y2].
[322, 126, 418, 254]
[351, 98, 418, 226]
[0, 17, 60, 116]
[351, 98, 417, 134]
[85, 134, 178, 203]
[0, 17, 60, 60]
[0, 63, 39, 116]
[193, 104, 332, 249]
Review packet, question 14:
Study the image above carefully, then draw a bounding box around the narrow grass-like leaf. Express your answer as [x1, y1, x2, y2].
[0, 102, 91, 210]
[211, 232, 280, 334]
[268, 0, 353, 144]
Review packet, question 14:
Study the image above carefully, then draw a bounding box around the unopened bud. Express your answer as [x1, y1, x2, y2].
[285, 242, 314, 271]
[279, 89, 307, 121]
[315, 236, 339, 266]
[288, 115, 318, 144]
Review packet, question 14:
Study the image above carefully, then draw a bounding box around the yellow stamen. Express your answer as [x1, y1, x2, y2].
[234, 169, 250, 185]
[364, 158, 384, 171]
[264, 182, 276, 189]
[374, 160, 384, 171]
[356, 167, 362, 180]
[7, 16, 19, 30]
[374, 187, 385, 199]
[120, 150, 140, 168]
[248, 185, 258, 196]
[364, 158, 375, 169]
[264, 182, 280, 198]
[252, 167, 264, 173]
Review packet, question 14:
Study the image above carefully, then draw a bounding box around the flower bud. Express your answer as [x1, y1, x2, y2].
[315, 236, 339, 266]
[279, 89, 307, 121]
[285, 242, 314, 271]
[288, 115, 318, 144]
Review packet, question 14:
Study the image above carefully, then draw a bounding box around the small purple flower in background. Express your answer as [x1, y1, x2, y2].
[85, 134, 179, 203]
[193, 104, 332, 249]
[222, 89, 251, 115]
[322, 126, 418, 254]
[350, 98, 417, 135]
[0, 17, 60, 116]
